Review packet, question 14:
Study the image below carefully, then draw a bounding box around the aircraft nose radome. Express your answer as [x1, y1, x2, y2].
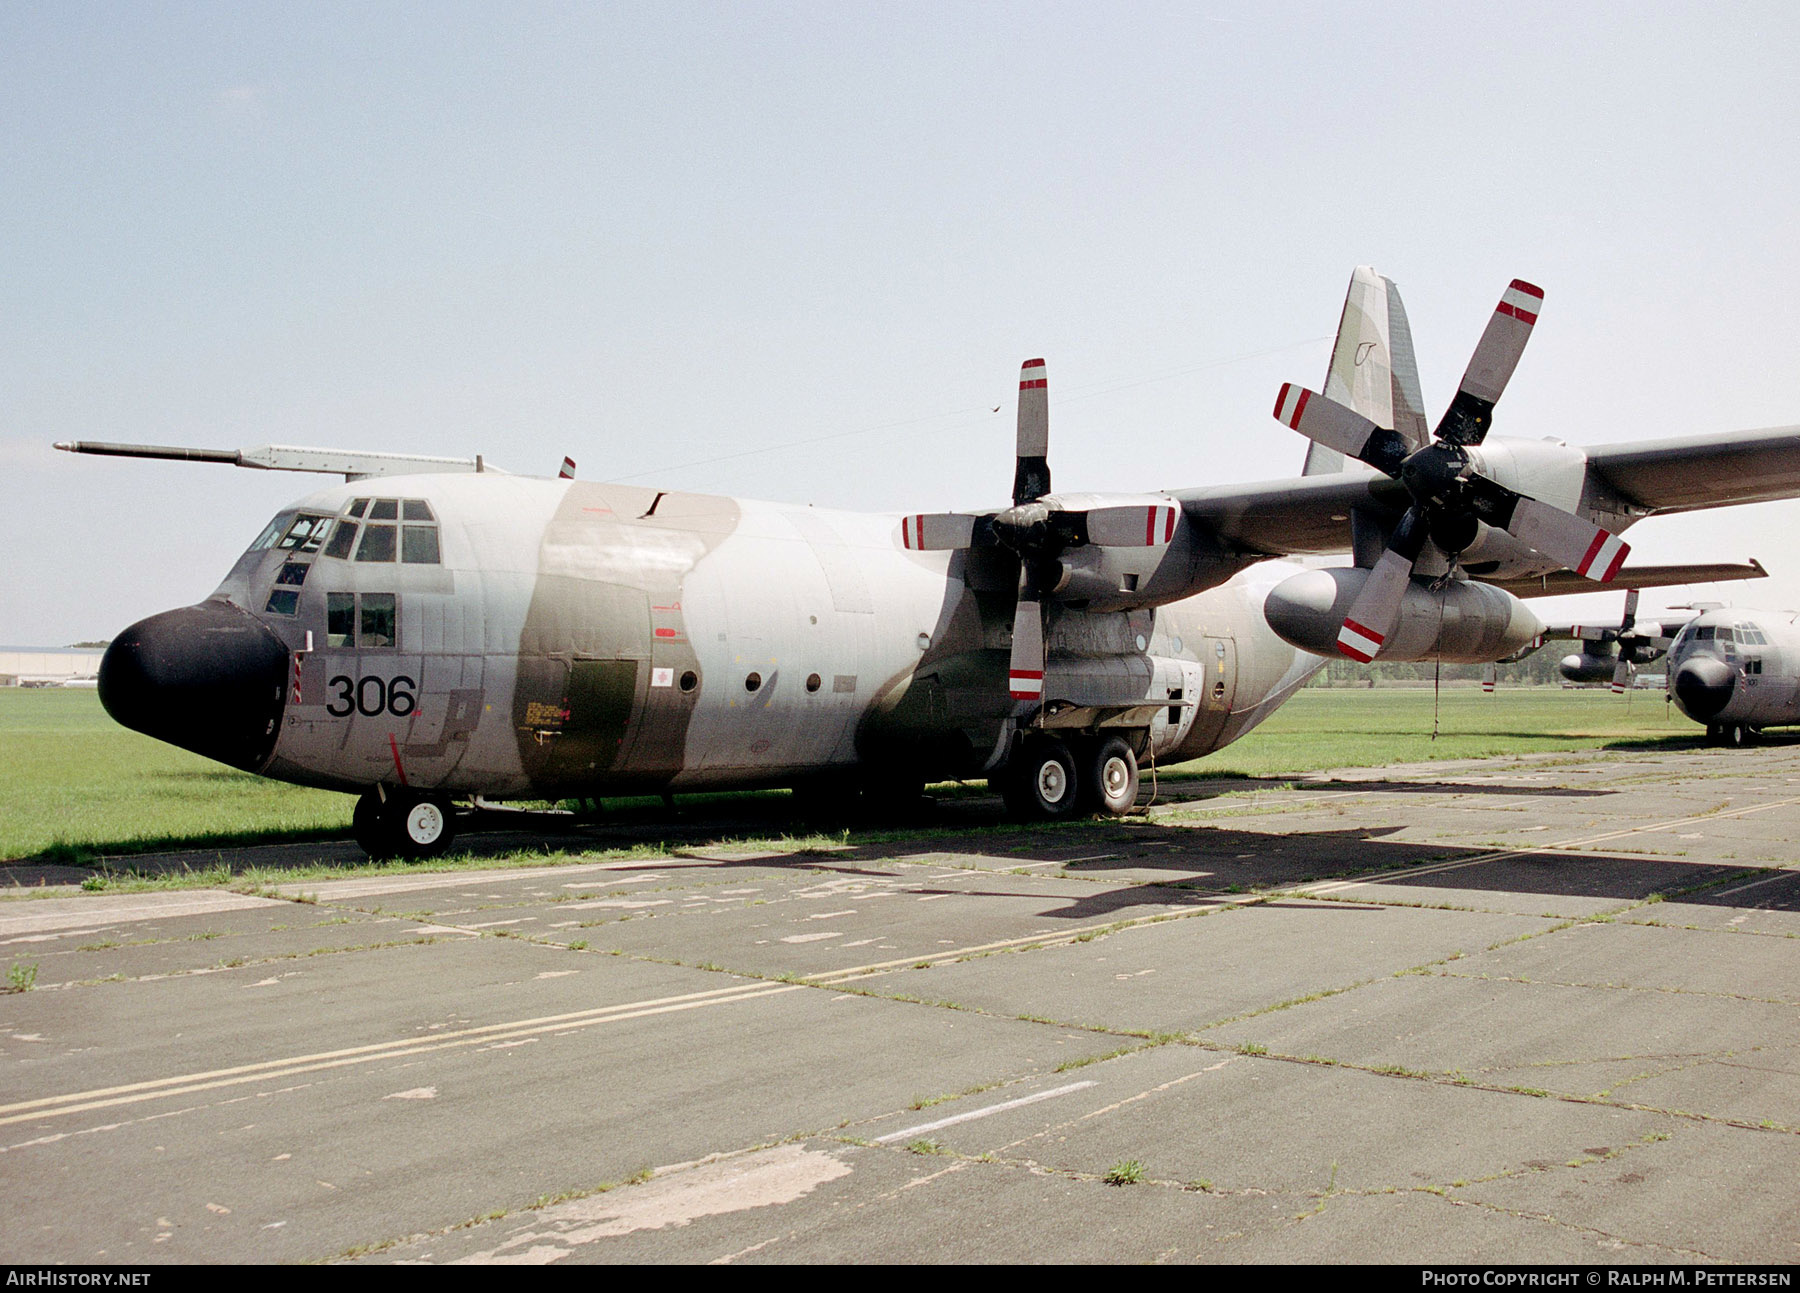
[99, 602, 290, 771]
[1672, 656, 1735, 723]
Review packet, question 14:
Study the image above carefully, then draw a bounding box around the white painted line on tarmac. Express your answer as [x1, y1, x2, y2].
[1711, 870, 1798, 899]
[0, 980, 801, 1128]
[876, 1081, 1097, 1144]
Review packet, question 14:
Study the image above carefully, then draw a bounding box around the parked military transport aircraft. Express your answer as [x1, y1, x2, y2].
[62, 268, 1800, 858]
[1659, 605, 1800, 746]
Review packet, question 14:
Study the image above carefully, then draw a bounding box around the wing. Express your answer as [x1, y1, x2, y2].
[1488, 559, 1767, 599]
[1584, 425, 1800, 514]
[1174, 471, 1407, 556]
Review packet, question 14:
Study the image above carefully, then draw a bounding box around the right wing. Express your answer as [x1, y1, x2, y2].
[1583, 426, 1800, 514]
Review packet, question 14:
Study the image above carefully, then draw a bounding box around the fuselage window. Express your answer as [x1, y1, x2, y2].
[355, 524, 398, 562]
[275, 561, 309, 586]
[264, 589, 300, 615]
[278, 513, 334, 553]
[359, 593, 397, 648]
[369, 499, 399, 521]
[347, 498, 371, 518]
[327, 593, 355, 647]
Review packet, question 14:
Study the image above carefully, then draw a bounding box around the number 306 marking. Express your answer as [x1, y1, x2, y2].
[326, 675, 417, 718]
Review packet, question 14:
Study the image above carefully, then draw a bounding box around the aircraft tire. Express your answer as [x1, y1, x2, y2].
[1001, 737, 1082, 821]
[352, 790, 457, 861]
[1079, 736, 1140, 816]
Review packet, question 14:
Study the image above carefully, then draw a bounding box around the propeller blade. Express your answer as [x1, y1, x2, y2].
[1082, 502, 1180, 548]
[1482, 663, 1497, 693]
[1611, 657, 1634, 694]
[1621, 589, 1640, 632]
[1274, 384, 1409, 476]
[558, 456, 576, 479]
[1013, 358, 1050, 505]
[1435, 279, 1544, 446]
[1505, 496, 1630, 582]
[1008, 567, 1045, 700]
[900, 513, 979, 551]
[1337, 510, 1427, 662]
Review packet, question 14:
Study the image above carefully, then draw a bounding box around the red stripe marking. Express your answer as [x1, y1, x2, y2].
[1497, 302, 1539, 325]
[1144, 507, 1156, 545]
[388, 733, 409, 788]
[1508, 279, 1545, 299]
[1273, 384, 1291, 420]
[1578, 531, 1607, 576]
[1011, 669, 1044, 680]
[1602, 542, 1629, 582]
[1342, 618, 1384, 645]
[1292, 386, 1311, 428]
[1020, 379, 1046, 389]
[1338, 642, 1374, 664]
[654, 627, 678, 638]
[902, 516, 913, 548]
[1163, 506, 1175, 543]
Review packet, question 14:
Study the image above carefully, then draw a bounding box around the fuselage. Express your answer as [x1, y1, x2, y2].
[99, 471, 1326, 801]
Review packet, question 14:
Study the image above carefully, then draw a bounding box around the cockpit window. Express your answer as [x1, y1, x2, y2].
[250, 515, 289, 552]
[339, 499, 440, 564]
[278, 513, 334, 553]
[402, 525, 440, 564]
[355, 523, 398, 562]
[324, 521, 358, 560]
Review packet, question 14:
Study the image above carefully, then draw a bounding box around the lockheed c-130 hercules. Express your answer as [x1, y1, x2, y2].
[64, 268, 1796, 859]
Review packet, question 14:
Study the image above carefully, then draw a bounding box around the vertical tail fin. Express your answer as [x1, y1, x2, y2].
[1303, 266, 1429, 475]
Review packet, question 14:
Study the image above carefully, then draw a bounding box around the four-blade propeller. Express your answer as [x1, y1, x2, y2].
[902, 359, 1178, 701]
[1274, 279, 1629, 662]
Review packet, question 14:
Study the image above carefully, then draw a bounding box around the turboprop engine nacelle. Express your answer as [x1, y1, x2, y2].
[1559, 652, 1618, 683]
[1264, 568, 1545, 663]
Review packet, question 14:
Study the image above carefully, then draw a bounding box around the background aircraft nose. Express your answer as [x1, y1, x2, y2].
[99, 602, 291, 771]
[1672, 655, 1735, 723]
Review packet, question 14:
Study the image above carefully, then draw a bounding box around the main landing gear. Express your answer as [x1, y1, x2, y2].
[995, 734, 1141, 821]
[1705, 722, 1758, 748]
[353, 788, 459, 860]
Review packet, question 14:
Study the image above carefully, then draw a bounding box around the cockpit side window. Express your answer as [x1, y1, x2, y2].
[250, 515, 289, 551]
[278, 513, 334, 553]
[359, 593, 397, 648]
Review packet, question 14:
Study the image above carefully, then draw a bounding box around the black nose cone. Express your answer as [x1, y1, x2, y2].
[99, 601, 290, 771]
[1672, 656, 1735, 724]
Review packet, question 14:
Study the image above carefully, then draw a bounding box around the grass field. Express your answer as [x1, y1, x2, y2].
[0, 684, 1702, 864]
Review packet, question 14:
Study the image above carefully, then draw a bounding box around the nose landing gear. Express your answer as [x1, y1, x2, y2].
[353, 789, 459, 860]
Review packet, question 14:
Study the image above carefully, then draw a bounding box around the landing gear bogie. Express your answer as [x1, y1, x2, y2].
[997, 734, 1142, 821]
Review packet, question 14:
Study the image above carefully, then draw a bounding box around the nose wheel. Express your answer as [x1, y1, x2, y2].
[353, 789, 459, 860]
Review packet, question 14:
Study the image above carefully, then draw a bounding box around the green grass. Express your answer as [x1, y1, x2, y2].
[0, 690, 351, 862]
[1, 684, 1701, 865]
[1155, 685, 1697, 781]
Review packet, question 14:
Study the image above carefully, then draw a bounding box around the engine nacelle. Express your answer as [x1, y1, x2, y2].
[1265, 567, 1545, 663]
[1559, 652, 1618, 683]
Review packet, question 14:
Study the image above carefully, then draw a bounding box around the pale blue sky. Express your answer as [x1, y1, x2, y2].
[5, 2, 1797, 643]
